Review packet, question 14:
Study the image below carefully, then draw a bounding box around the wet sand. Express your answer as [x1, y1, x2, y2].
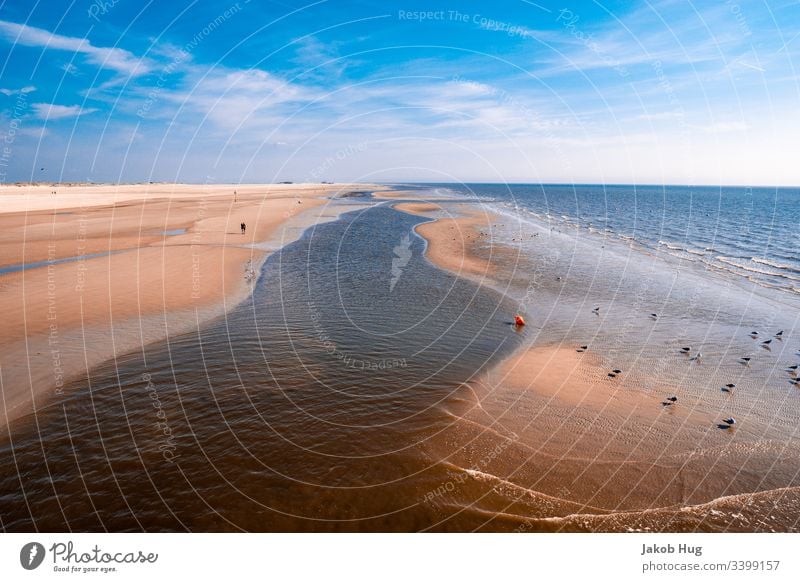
[410, 200, 800, 531]
[396, 201, 513, 283]
[0, 183, 376, 429]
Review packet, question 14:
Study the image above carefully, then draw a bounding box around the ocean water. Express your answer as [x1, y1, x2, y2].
[386, 183, 800, 532]
[418, 183, 800, 297]
[1, 185, 799, 532]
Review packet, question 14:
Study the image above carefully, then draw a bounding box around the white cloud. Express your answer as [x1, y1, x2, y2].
[158, 66, 315, 133]
[0, 85, 36, 96]
[18, 125, 49, 138]
[32, 103, 98, 120]
[0, 19, 150, 76]
[291, 37, 348, 80]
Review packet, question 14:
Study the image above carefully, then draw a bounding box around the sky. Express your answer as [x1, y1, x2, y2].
[0, 0, 799, 185]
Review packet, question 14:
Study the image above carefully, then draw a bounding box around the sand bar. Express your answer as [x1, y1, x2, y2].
[409, 199, 800, 522]
[0, 183, 379, 430]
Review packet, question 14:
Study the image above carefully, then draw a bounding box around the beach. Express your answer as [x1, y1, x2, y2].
[0, 184, 798, 532]
[394, 188, 800, 531]
[0, 183, 375, 430]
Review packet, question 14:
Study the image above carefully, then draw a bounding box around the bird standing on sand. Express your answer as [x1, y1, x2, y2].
[592, 307, 600, 314]
[776, 330, 784, 337]
[723, 417, 736, 425]
[722, 383, 735, 393]
[681, 347, 691, 353]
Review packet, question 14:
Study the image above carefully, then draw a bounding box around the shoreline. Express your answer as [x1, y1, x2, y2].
[395, 201, 520, 286]
[401, 195, 800, 529]
[0, 183, 382, 430]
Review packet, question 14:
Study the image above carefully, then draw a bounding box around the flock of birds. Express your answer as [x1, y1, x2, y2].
[577, 306, 799, 432]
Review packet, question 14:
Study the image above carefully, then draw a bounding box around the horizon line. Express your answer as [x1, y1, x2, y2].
[2, 180, 799, 189]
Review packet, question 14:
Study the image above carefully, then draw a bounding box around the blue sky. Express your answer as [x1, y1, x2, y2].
[0, 0, 799, 185]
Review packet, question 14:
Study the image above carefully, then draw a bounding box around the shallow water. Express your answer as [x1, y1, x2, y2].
[0, 250, 121, 276]
[380, 185, 800, 531]
[1, 187, 799, 532]
[0, 203, 527, 531]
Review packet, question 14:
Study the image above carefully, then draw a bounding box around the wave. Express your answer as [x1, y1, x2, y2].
[657, 240, 708, 256]
[482, 199, 800, 299]
[751, 257, 800, 274]
[716, 257, 800, 282]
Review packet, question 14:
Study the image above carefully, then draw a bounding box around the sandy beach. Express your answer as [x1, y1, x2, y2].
[0, 183, 377, 430]
[0, 185, 797, 533]
[402, 196, 800, 530]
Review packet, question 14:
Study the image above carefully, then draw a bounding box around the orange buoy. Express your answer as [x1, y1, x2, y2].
[514, 315, 526, 326]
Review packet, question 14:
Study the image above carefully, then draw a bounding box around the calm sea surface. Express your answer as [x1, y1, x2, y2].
[428, 183, 800, 296]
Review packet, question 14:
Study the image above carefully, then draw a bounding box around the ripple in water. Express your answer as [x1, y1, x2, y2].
[0, 205, 525, 531]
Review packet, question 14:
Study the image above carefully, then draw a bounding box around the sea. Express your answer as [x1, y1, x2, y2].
[1, 183, 798, 532]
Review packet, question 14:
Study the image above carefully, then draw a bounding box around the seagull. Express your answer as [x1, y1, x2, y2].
[680, 347, 691, 353]
[722, 383, 735, 393]
[650, 313, 658, 319]
[666, 396, 678, 403]
[592, 307, 600, 314]
[776, 330, 784, 337]
[612, 369, 622, 374]
[723, 417, 736, 425]
[608, 373, 617, 378]
[691, 352, 703, 361]
[787, 365, 798, 371]
[740, 357, 752, 365]
[750, 331, 759, 337]
[762, 339, 772, 345]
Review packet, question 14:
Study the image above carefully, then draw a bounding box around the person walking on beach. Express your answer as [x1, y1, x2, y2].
[241, 222, 246, 235]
